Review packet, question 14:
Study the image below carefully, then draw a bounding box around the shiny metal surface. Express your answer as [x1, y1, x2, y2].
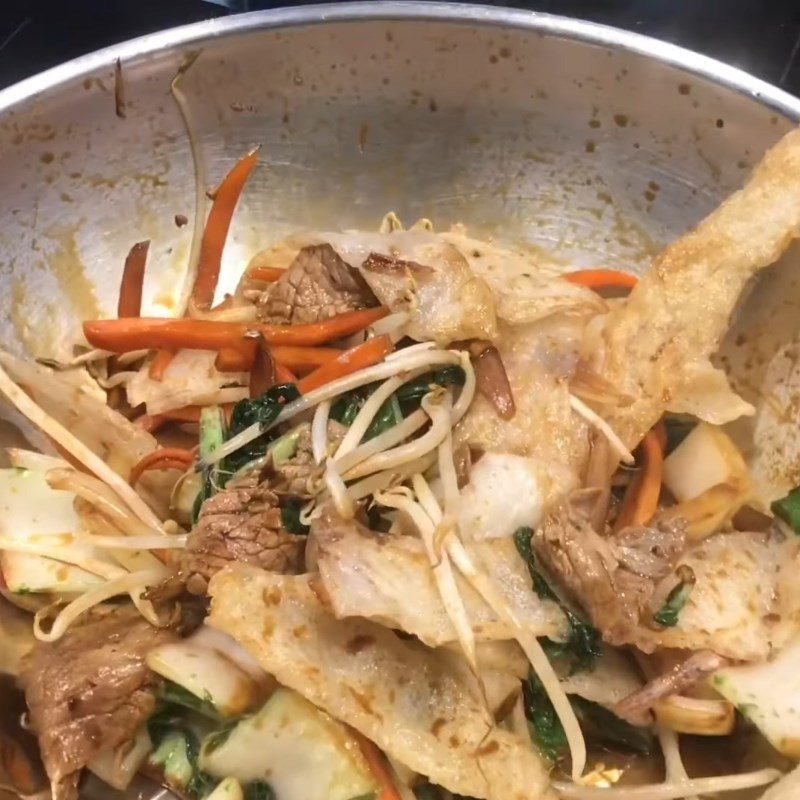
[2, 5, 800, 797]
[0, 2, 798, 361]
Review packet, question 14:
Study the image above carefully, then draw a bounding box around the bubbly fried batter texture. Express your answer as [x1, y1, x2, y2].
[208, 565, 553, 800]
[596, 128, 800, 449]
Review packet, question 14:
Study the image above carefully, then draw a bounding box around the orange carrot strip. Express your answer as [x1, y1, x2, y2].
[84, 308, 390, 351]
[615, 420, 666, 529]
[130, 447, 194, 486]
[117, 240, 150, 318]
[160, 404, 235, 425]
[248, 266, 285, 283]
[275, 363, 297, 384]
[215, 343, 257, 373]
[298, 336, 392, 395]
[352, 731, 402, 800]
[193, 148, 260, 309]
[564, 269, 639, 292]
[149, 348, 176, 381]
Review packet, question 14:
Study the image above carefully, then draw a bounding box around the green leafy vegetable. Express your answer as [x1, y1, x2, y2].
[244, 782, 277, 800]
[202, 718, 239, 756]
[366, 503, 392, 533]
[159, 680, 220, 720]
[523, 673, 653, 762]
[396, 365, 465, 411]
[224, 384, 300, 477]
[281, 499, 310, 535]
[193, 406, 229, 524]
[771, 486, 800, 534]
[331, 388, 369, 426]
[653, 566, 696, 627]
[413, 786, 442, 800]
[523, 671, 567, 761]
[664, 416, 696, 454]
[514, 527, 602, 673]
[364, 393, 403, 440]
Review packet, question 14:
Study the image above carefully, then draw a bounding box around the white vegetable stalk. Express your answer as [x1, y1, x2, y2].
[569, 394, 635, 464]
[342, 393, 452, 481]
[201, 348, 461, 468]
[0, 536, 127, 581]
[552, 768, 780, 800]
[0, 362, 165, 532]
[33, 566, 170, 642]
[445, 534, 587, 781]
[369, 311, 410, 340]
[311, 400, 332, 465]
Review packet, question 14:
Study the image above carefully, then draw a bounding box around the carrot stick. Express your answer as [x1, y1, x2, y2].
[248, 266, 285, 283]
[84, 308, 390, 352]
[215, 344, 257, 373]
[193, 147, 260, 309]
[352, 731, 402, 800]
[160, 404, 235, 425]
[564, 269, 639, 292]
[615, 420, 666, 529]
[130, 447, 194, 486]
[149, 348, 176, 380]
[298, 336, 392, 394]
[275, 363, 297, 384]
[118, 240, 149, 318]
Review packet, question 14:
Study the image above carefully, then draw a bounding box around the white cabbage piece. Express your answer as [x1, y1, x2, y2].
[126, 349, 248, 416]
[559, 648, 642, 708]
[0, 467, 107, 594]
[313, 517, 567, 646]
[457, 452, 544, 539]
[199, 687, 377, 800]
[87, 728, 152, 791]
[208, 566, 552, 800]
[712, 634, 800, 758]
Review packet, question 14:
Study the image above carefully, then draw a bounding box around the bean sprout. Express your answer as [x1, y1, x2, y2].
[569, 394, 634, 464]
[325, 461, 354, 520]
[33, 566, 170, 642]
[311, 400, 331, 465]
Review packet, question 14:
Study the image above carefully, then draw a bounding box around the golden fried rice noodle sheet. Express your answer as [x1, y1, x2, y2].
[596, 128, 800, 449]
[652, 532, 796, 661]
[455, 317, 590, 512]
[208, 565, 553, 800]
[314, 516, 567, 646]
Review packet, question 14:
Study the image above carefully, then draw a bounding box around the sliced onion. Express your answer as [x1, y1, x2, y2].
[311, 400, 331, 465]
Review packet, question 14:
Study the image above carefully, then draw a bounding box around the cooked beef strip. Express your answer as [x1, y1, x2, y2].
[614, 649, 727, 724]
[257, 243, 377, 325]
[20, 605, 175, 800]
[533, 488, 686, 649]
[182, 478, 306, 595]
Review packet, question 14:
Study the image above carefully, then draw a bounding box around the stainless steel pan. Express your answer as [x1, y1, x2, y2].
[2, 3, 800, 797]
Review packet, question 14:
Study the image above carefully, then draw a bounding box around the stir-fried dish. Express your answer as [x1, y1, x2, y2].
[4, 128, 800, 800]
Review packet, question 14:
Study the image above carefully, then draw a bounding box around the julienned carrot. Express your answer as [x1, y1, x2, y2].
[298, 336, 393, 394]
[564, 269, 639, 292]
[215, 345, 255, 373]
[118, 240, 150, 318]
[149, 348, 176, 380]
[83, 308, 390, 352]
[215, 343, 341, 374]
[193, 148, 261, 309]
[275, 363, 297, 384]
[615, 420, 666, 529]
[129, 447, 194, 486]
[352, 731, 402, 800]
[248, 266, 285, 283]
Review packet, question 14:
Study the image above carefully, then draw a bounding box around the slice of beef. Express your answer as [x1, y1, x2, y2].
[533, 488, 685, 649]
[257, 243, 377, 325]
[20, 605, 175, 800]
[182, 477, 306, 595]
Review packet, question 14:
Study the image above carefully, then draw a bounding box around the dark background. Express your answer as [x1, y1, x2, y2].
[1, 0, 800, 95]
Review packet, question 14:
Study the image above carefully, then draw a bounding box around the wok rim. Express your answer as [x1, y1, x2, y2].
[0, 1, 798, 120]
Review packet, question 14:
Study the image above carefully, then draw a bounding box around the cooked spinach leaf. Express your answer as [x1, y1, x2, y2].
[281, 499, 310, 535]
[396, 365, 465, 410]
[772, 486, 800, 534]
[523, 671, 567, 761]
[653, 566, 696, 627]
[159, 681, 220, 720]
[514, 527, 602, 673]
[364, 393, 403, 440]
[245, 782, 277, 800]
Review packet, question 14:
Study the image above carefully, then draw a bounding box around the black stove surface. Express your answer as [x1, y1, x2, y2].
[1, 0, 799, 96]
